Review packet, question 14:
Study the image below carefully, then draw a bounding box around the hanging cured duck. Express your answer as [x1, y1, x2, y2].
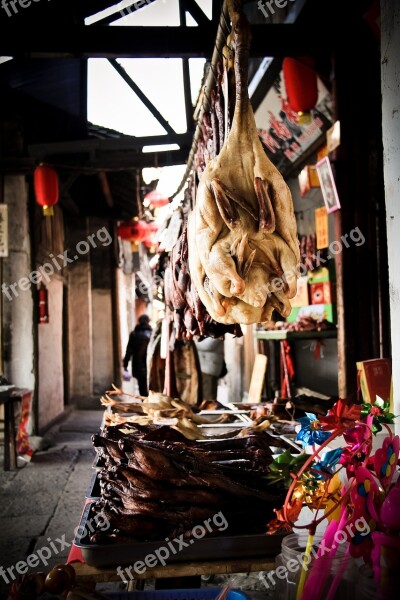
[188, 4, 300, 325]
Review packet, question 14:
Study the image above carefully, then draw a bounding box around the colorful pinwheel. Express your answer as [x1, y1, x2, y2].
[374, 434, 399, 490]
[319, 399, 361, 430]
[339, 423, 372, 477]
[361, 397, 396, 434]
[310, 448, 343, 480]
[265, 449, 310, 488]
[296, 413, 331, 447]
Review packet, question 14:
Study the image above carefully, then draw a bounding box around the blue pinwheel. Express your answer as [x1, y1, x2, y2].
[296, 413, 331, 447]
[310, 448, 343, 480]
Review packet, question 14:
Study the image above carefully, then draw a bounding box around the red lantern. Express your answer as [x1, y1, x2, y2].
[143, 221, 159, 248]
[117, 220, 149, 243]
[38, 283, 49, 324]
[282, 57, 318, 124]
[144, 190, 170, 209]
[34, 164, 59, 217]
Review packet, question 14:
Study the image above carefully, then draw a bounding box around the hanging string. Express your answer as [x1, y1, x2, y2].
[169, 0, 232, 201]
[221, 9, 231, 37]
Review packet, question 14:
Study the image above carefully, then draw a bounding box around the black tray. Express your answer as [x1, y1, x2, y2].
[92, 455, 105, 470]
[74, 501, 286, 568]
[85, 471, 101, 500]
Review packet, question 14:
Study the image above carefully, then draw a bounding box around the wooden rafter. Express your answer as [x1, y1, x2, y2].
[181, 0, 210, 26]
[88, 0, 159, 25]
[108, 59, 177, 136]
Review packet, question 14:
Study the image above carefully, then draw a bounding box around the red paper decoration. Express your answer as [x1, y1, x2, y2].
[34, 164, 59, 217]
[38, 283, 49, 324]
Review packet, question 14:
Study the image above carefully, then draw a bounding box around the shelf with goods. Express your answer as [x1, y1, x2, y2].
[249, 140, 340, 402]
[255, 329, 337, 341]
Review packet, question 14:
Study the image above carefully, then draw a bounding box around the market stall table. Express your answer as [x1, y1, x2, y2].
[68, 494, 278, 589]
[70, 552, 276, 586]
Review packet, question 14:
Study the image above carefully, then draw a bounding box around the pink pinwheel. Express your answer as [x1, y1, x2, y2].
[374, 434, 399, 491]
[351, 466, 381, 522]
[380, 481, 400, 532]
[347, 467, 380, 562]
[339, 424, 373, 477]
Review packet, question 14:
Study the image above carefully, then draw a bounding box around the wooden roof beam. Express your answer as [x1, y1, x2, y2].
[0, 24, 330, 59]
[28, 134, 193, 157]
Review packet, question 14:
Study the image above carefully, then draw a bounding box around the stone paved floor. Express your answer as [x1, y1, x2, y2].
[0, 410, 107, 597]
[0, 410, 275, 599]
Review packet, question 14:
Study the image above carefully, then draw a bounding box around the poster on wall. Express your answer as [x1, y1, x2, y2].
[255, 72, 333, 173]
[316, 156, 341, 214]
[315, 206, 329, 249]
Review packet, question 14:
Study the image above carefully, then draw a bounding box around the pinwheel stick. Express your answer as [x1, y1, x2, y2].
[296, 531, 315, 600]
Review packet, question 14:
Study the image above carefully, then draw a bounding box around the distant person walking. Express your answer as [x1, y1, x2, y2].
[123, 315, 152, 396]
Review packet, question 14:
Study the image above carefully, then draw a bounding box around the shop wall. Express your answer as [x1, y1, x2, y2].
[292, 339, 338, 397]
[333, 15, 390, 397]
[2, 176, 35, 394]
[243, 324, 257, 393]
[286, 176, 339, 397]
[381, 0, 400, 434]
[65, 218, 93, 403]
[67, 259, 93, 400]
[38, 277, 64, 430]
[224, 333, 244, 402]
[90, 217, 115, 396]
[118, 268, 134, 364]
[117, 239, 138, 394]
[92, 289, 113, 394]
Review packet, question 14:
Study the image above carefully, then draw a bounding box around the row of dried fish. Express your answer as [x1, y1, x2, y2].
[91, 422, 287, 542]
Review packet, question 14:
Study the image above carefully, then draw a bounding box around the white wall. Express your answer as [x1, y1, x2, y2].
[38, 278, 64, 430]
[224, 332, 244, 402]
[92, 288, 114, 393]
[117, 267, 137, 394]
[67, 261, 93, 399]
[381, 0, 400, 434]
